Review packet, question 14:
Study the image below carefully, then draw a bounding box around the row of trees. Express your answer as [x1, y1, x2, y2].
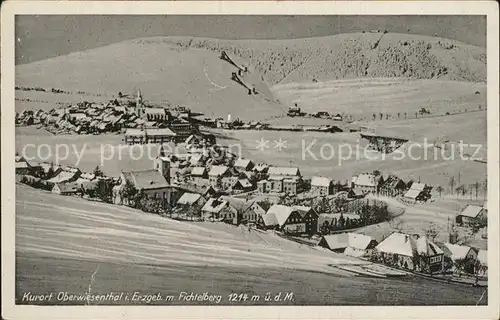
[446, 177, 487, 200]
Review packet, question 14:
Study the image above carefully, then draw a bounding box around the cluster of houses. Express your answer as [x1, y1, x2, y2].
[15, 155, 109, 195]
[16, 141, 488, 279]
[15, 91, 206, 142]
[349, 172, 434, 203]
[318, 231, 488, 276]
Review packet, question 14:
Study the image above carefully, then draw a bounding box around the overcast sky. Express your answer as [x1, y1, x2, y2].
[15, 15, 486, 65]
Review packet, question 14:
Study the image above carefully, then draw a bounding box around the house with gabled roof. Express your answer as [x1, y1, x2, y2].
[219, 196, 265, 225]
[46, 166, 81, 187]
[201, 197, 234, 222]
[258, 204, 318, 235]
[351, 173, 382, 194]
[379, 175, 407, 197]
[208, 165, 237, 190]
[375, 232, 443, 273]
[176, 192, 206, 208]
[318, 233, 378, 257]
[51, 181, 81, 196]
[231, 179, 254, 193]
[403, 182, 429, 203]
[311, 176, 332, 196]
[439, 242, 478, 274]
[234, 158, 254, 172]
[457, 204, 487, 226]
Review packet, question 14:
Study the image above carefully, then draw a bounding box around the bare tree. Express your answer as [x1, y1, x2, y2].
[435, 185, 444, 198]
[449, 176, 456, 195]
[473, 181, 480, 200]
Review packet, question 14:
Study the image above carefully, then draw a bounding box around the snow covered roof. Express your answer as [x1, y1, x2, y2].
[266, 205, 295, 227]
[208, 165, 229, 177]
[409, 182, 426, 191]
[201, 198, 228, 213]
[353, 173, 378, 187]
[145, 108, 167, 115]
[146, 128, 176, 137]
[80, 173, 96, 180]
[191, 167, 206, 176]
[292, 205, 316, 218]
[268, 166, 300, 176]
[53, 182, 80, 193]
[311, 176, 331, 187]
[177, 192, 202, 205]
[15, 161, 30, 169]
[460, 205, 485, 218]
[404, 189, 422, 199]
[441, 243, 474, 260]
[376, 232, 415, 257]
[47, 170, 79, 183]
[124, 170, 169, 190]
[415, 236, 443, 256]
[261, 212, 279, 227]
[189, 154, 203, 166]
[236, 179, 252, 188]
[320, 233, 375, 251]
[477, 250, 487, 266]
[234, 158, 253, 169]
[219, 196, 255, 213]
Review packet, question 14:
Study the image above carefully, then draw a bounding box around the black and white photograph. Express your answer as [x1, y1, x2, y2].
[1, 1, 499, 319]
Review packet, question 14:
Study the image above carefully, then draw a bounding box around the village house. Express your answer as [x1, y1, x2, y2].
[201, 197, 235, 222]
[440, 242, 478, 274]
[46, 166, 82, 187]
[379, 175, 407, 197]
[38, 162, 63, 180]
[259, 204, 318, 236]
[234, 158, 255, 172]
[170, 119, 195, 142]
[403, 182, 428, 203]
[375, 232, 444, 273]
[259, 166, 302, 195]
[218, 196, 266, 225]
[123, 128, 177, 144]
[15, 155, 34, 175]
[51, 181, 81, 196]
[176, 192, 206, 209]
[351, 173, 381, 194]
[208, 165, 237, 190]
[145, 128, 177, 144]
[190, 166, 209, 185]
[231, 179, 254, 193]
[414, 235, 445, 273]
[318, 233, 378, 258]
[253, 163, 269, 180]
[115, 156, 171, 205]
[476, 250, 488, 276]
[457, 204, 487, 226]
[310, 176, 332, 196]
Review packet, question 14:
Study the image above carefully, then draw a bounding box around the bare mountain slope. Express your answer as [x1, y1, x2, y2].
[159, 33, 485, 84]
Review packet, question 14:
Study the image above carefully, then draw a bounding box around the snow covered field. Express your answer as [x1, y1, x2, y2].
[14, 184, 487, 305]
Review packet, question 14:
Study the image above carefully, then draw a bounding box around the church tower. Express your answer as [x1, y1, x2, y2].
[135, 89, 145, 118]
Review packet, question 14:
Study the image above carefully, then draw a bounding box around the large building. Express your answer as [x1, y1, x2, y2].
[258, 166, 302, 195]
[351, 173, 381, 194]
[375, 232, 444, 273]
[114, 157, 171, 205]
[123, 128, 177, 144]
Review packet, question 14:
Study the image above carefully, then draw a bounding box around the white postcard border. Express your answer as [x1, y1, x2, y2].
[1, 1, 499, 319]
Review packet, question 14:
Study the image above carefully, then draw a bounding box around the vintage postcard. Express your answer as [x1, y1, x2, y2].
[1, 1, 499, 319]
